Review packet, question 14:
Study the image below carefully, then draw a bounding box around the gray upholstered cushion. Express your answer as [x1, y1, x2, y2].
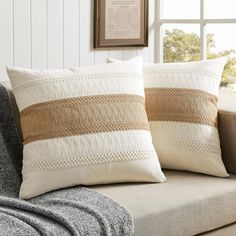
[91, 170, 236, 236]
[0, 81, 22, 139]
[219, 110, 236, 175]
[0, 82, 23, 197]
[219, 90, 236, 174]
[218, 90, 236, 175]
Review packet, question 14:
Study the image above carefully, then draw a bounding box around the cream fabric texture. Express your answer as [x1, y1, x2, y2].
[107, 57, 228, 177]
[92, 170, 236, 236]
[7, 59, 166, 199]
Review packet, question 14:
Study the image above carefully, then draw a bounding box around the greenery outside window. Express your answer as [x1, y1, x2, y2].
[155, 0, 236, 90]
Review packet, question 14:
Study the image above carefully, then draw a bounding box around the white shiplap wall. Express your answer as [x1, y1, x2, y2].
[0, 0, 156, 80]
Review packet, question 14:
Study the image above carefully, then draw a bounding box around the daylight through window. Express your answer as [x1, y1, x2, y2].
[156, 0, 236, 89]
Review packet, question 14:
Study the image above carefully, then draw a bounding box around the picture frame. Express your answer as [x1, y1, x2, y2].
[94, 0, 148, 49]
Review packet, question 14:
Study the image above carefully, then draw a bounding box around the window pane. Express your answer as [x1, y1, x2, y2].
[163, 24, 200, 62]
[205, 0, 236, 19]
[206, 24, 236, 90]
[161, 0, 200, 19]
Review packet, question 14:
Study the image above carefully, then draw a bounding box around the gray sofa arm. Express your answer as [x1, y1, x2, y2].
[218, 90, 236, 175]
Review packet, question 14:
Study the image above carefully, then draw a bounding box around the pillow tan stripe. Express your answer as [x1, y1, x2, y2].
[21, 94, 149, 144]
[145, 88, 218, 127]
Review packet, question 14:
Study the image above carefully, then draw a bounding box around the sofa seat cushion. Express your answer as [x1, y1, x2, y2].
[91, 170, 236, 236]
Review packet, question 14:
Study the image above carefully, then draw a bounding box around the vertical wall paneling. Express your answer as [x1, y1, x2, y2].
[109, 49, 123, 60]
[136, 48, 148, 63]
[123, 50, 137, 60]
[148, 0, 155, 63]
[47, 0, 64, 69]
[136, 0, 155, 63]
[79, 0, 94, 66]
[31, 0, 47, 69]
[13, 0, 31, 68]
[94, 50, 109, 65]
[0, 0, 13, 80]
[64, 0, 79, 68]
[0, 0, 156, 80]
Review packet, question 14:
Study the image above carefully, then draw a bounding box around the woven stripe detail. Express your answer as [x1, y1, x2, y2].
[145, 88, 217, 102]
[22, 150, 157, 173]
[21, 94, 149, 144]
[13, 72, 141, 92]
[23, 122, 149, 144]
[154, 140, 221, 154]
[143, 67, 220, 78]
[21, 94, 144, 115]
[148, 113, 217, 127]
[145, 88, 218, 127]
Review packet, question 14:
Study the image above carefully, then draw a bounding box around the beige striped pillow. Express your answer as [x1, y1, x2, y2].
[108, 57, 229, 177]
[7, 59, 166, 199]
[144, 58, 229, 177]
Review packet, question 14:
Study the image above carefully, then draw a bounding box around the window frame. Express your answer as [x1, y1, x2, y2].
[155, 0, 236, 63]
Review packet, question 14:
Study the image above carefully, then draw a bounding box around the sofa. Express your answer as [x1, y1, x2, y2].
[2, 81, 236, 236]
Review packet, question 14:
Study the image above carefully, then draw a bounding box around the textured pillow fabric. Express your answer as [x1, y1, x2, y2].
[107, 57, 228, 177]
[7, 59, 166, 199]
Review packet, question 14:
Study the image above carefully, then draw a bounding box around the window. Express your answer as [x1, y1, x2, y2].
[156, 0, 236, 89]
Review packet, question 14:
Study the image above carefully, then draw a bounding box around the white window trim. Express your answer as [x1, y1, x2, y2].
[155, 0, 236, 63]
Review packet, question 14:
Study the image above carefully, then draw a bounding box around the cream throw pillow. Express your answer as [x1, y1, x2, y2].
[107, 57, 229, 177]
[7, 59, 166, 199]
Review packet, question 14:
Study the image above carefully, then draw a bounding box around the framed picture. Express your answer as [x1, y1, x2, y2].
[94, 0, 148, 48]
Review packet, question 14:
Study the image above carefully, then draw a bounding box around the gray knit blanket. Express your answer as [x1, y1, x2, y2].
[0, 83, 134, 236]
